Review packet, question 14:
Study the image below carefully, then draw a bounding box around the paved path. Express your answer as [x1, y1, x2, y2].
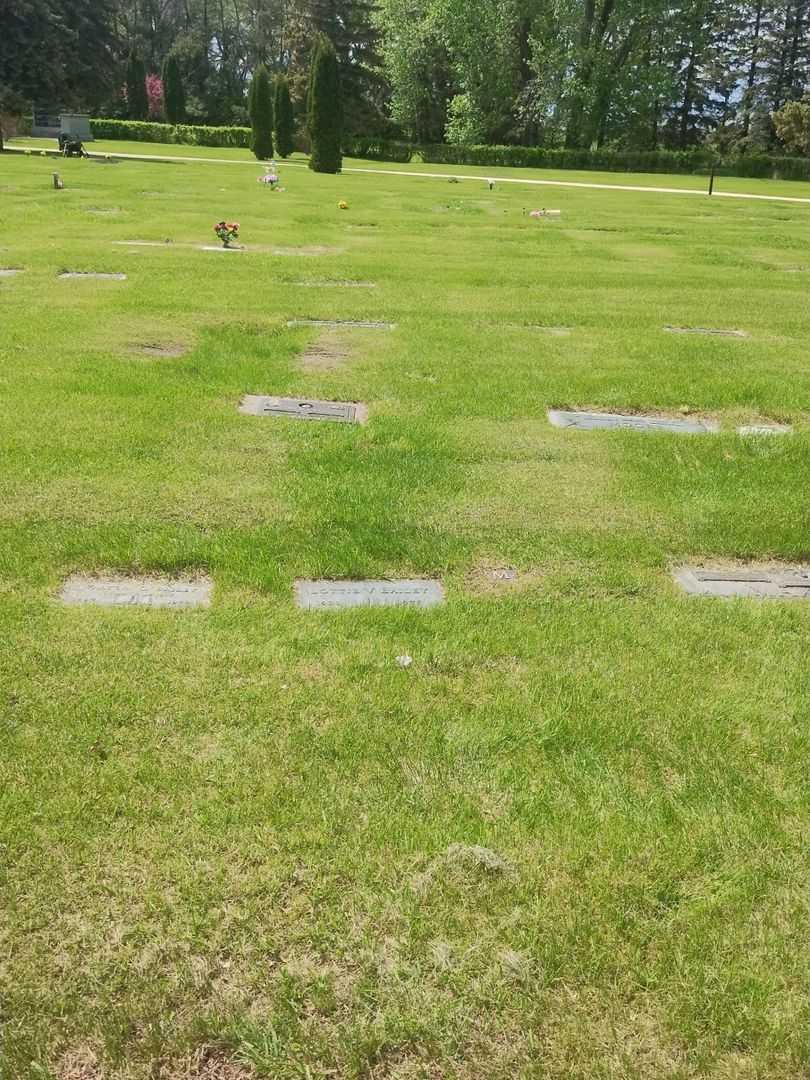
[9, 143, 810, 205]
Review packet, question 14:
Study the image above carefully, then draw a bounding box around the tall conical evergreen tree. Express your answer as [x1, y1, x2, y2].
[125, 48, 149, 120]
[162, 52, 185, 123]
[249, 63, 274, 159]
[274, 74, 295, 157]
[307, 34, 342, 173]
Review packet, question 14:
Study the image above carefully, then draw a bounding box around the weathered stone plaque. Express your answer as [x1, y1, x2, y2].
[59, 271, 127, 280]
[113, 240, 172, 247]
[286, 318, 395, 330]
[737, 424, 791, 436]
[59, 575, 212, 608]
[239, 395, 364, 423]
[295, 280, 377, 288]
[674, 565, 810, 600]
[272, 246, 343, 257]
[547, 409, 717, 433]
[531, 325, 571, 336]
[664, 326, 748, 338]
[0, 268, 22, 277]
[295, 579, 444, 609]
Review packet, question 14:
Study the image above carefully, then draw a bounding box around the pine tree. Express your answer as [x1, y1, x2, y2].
[307, 34, 343, 173]
[163, 52, 186, 124]
[126, 48, 149, 120]
[274, 74, 295, 156]
[249, 64, 274, 159]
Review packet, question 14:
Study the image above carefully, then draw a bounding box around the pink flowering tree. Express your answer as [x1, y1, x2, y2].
[146, 74, 164, 120]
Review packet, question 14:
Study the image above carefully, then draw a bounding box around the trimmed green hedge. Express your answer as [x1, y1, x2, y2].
[341, 137, 413, 163]
[87, 119, 810, 180]
[418, 143, 810, 180]
[90, 119, 251, 148]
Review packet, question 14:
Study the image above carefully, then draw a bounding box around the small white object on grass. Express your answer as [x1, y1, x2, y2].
[396, 654, 413, 668]
[486, 178, 495, 190]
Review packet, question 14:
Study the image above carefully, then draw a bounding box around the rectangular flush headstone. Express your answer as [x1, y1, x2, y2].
[59, 575, 212, 608]
[673, 566, 810, 600]
[59, 271, 127, 280]
[295, 579, 445, 609]
[664, 326, 747, 338]
[239, 395, 362, 423]
[286, 319, 395, 330]
[547, 410, 717, 434]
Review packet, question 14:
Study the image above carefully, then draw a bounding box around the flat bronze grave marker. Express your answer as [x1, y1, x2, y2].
[59, 575, 212, 608]
[664, 326, 748, 338]
[674, 566, 810, 600]
[295, 579, 445, 609]
[239, 395, 364, 423]
[548, 410, 717, 434]
[287, 318, 395, 330]
[59, 271, 127, 280]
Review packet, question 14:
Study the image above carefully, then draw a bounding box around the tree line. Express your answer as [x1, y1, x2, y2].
[1, 0, 810, 154]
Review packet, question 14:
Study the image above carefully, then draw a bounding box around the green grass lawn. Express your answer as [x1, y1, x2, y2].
[2, 145, 810, 1080]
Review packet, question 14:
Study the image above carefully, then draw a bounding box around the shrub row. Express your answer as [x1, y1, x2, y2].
[86, 119, 810, 180]
[341, 137, 414, 163]
[417, 143, 810, 180]
[90, 118, 251, 148]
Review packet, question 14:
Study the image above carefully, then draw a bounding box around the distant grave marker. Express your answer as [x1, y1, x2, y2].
[548, 409, 717, 434]
[294, 280, 377, 289]
[59, 575, 212, 608]
[130, 341, 187, 359]
[113, 240, 172, 248]
[287, 318, 395, 330]
[737, 423, 791, 436]
[295, 579, 445, 609]
[239, 395, 366, 424]
[674, 565, 810, 600]
[486, 567, 518, 582]
[664, 326, 748, 338]
[273, 246, 343, 257]
[59, 271, 127, 280]
[524, 325, 572, 337]
[0, 268, 22, 277]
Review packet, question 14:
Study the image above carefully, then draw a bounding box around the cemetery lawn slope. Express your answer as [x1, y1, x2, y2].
[2, 149, 810, 1079]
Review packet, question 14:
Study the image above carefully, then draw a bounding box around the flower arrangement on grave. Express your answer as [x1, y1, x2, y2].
[214, 221, 240, 247]
[258, 166, 280, 189]
[529, 208, 546, 219]
[338, 200, 349, 210]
